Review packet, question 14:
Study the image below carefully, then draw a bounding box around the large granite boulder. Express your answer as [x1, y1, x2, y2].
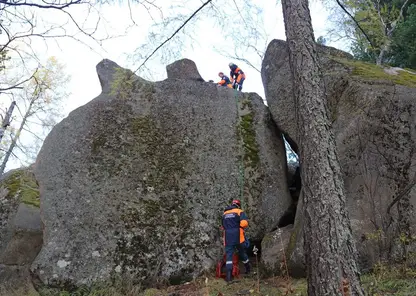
[261, 39, 416, 275]
[0, 168, 42, 293]
[261, 39, 352, 148]
[0, 168, 40, 255]
[31, 58, 292, 289]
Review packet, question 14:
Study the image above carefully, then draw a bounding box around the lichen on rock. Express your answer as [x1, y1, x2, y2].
[1, 168, 39, 207]
[1, 168, 40, 255]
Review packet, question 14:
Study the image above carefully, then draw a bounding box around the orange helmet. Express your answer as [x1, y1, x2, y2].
[232, 199, 241, 208]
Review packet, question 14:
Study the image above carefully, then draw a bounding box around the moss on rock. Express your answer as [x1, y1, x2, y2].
[0, 169, 40, 207]
[336, 58, 416, 88]
[110, 68, 156, 100]
[286, 218, 301, 260]
[235, 96, 264, 229]
[112, 112, 197, 283]
[110, 68, 137, 100]
[239, 99, 261, 169]
[130, 115, 189, 193]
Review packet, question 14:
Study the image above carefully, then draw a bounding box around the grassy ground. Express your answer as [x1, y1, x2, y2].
[2, 267, 415, 296]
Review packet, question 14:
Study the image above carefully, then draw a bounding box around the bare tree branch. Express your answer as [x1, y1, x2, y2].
[232, 0, 249, 29]
[386, 173, 416, 217]
[0, 0, 83, 10]
[335, 0, 376, 49]
[133, 0, 213, 73]
[218, 46, 261, 73]
[0, 69, 37, 92]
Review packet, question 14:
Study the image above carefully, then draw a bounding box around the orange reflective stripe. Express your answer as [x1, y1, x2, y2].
[239, 228, 245, 243]
[223, 208, 242, 216]
[240, 220, 248, 228]
[236, 73, 246, 83]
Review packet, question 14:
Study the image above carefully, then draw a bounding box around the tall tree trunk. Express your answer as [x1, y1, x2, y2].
[0, 101, 32, 175]
[376, 46, 387, 65]
[0, 101, 16, 142]
[280, 0, 364, 295]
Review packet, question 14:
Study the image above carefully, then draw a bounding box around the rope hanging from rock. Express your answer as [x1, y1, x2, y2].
[233, 87, 245, 207]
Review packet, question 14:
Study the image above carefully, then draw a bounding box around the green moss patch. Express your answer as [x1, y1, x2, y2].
[110, 68, 156, 100]
[286, 222, 301, 260]
[235, 96, 264, 224]
[240, 112, 260, 168]
[110, 68, 136, 100]
[336, 58, 416, 88]
[361, 267, 416, 296]
[0, 169, 40, 207]
[113, 113, 194, 283]
[130, 115, 190, 193]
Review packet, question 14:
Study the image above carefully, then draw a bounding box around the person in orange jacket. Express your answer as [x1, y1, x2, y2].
[217, 72, 233, 88]
[229, 63, 246, 91]
[222, 199, 250, 282]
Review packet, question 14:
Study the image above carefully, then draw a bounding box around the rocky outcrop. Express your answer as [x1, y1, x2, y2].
[166, 58, 204, 81]
[0, 169, 42, 293]
[31, 58, 292, 289]
[261, 39, 353, 148]
[261, 39, 416, 275]
[0, 168, 40, 254]
[260, 225, 293, 276]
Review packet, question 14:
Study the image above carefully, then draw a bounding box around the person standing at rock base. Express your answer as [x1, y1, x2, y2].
[222, 199, 251, 282]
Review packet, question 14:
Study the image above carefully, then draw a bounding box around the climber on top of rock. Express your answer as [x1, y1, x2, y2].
[222, 199, 251, 282]
[229, 63, 246, 91]
[217, 72, 233, 88]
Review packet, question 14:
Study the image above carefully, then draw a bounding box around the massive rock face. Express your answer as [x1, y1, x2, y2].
[31, 59, 292, 288]
[261, 39, 416, 274]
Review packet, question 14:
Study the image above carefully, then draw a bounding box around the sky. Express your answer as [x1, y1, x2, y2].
[1, 0, 347, 172]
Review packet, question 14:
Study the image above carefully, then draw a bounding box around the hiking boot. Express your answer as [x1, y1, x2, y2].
[225, 269, 233, 282]
[244, 262, 251, 274]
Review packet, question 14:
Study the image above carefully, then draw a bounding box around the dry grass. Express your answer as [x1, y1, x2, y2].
[1, 266, 415, 296]
[0, 276, 305, 296]
[0, 283, 39, 296]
